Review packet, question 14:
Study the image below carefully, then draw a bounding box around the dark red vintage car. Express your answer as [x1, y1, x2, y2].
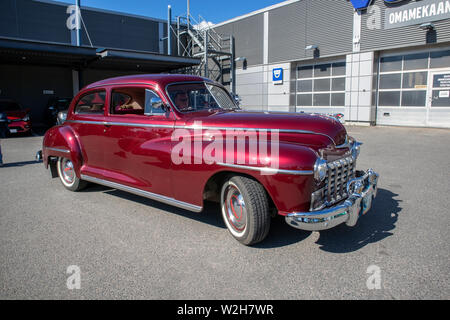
[40, 74, 379, 245]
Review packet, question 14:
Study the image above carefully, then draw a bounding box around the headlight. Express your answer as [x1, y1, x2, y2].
[22, 115, 30, 122]
[314, 158, 328, 183]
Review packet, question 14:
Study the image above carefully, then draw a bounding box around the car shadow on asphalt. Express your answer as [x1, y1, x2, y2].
[1, 160, 41, 168]
[81, 185, 400, 251]
[313, 188, 401, 253]
[97, 187, 226, 229]
[93, 186, 314, 246]
[252, 215, 312, 249]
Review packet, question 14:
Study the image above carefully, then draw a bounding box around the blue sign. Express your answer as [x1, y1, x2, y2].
[272, 68, 283, 85]
[350, 0, 406, 10]
[350, 0, 372, 10]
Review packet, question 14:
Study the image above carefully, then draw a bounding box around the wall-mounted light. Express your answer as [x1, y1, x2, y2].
[419, 23, 435, 31]
[305, 45, 318, 51]
[235, 57, 247, 70]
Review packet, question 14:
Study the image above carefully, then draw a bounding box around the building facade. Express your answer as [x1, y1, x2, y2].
[214, 0, 450, 128]
[0, 0, 197, 125]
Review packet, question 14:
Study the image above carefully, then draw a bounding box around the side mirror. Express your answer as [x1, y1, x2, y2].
[231, 93, 241, 107]
[57, 111, 67, 125]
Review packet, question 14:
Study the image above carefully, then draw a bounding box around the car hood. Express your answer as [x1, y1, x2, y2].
[178, 110, 348, 149]
[6, 110, 27, 120]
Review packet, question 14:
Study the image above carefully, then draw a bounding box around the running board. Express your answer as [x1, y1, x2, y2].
[80, 174, 203, 213]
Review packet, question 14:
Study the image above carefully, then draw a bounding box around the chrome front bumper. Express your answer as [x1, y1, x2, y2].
[285, 169, 379, 231]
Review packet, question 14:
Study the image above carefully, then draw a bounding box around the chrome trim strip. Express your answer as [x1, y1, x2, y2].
[46, 147, 70, 154]
[80, 174, 203, 213]
[104, 121, 173, 129]
[66, 120, 174, 129]
[216, 162, 313, 176]
[66, 120, 104, 125]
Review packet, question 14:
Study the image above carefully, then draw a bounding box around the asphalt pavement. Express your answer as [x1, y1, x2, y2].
[0, 125, 449, 299]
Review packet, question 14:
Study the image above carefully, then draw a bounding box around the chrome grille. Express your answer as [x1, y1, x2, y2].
[324, 157, 356, 206]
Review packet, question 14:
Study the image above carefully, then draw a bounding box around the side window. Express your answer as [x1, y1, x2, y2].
[110, 87, 164, 115]
[144, 89, 165, 115]
[75, 91, 106, 114]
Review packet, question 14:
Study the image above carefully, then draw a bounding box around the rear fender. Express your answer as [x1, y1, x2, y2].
[43, 125, 83, 177]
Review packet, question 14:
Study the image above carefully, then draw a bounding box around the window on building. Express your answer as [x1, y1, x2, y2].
[380, 56, 402, 72]
[430, 50, 450, 69]
[377, 52, 433, 108]
[404, 53, 428, 70]
[295, 59, 346, 110]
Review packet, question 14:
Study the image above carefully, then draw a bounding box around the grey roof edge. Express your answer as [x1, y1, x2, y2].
[0, 36, 97, 55]
[0, 36, 200, 65]
[34, 0, 168, 24]
[97, 48, 201, 65]
[213, 0, 300, 28]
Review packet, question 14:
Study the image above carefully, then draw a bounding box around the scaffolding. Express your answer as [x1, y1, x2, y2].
[168, 3, 236, 93]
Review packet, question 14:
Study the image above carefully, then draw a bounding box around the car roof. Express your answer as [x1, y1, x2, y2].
[84, 74, 211, 90]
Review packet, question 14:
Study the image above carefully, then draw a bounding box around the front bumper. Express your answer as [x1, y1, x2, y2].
[8, 121, 31, 133]
[285, 169, 379, 231]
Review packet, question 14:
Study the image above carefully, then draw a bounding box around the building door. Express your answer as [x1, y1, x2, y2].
[427, 70, 450, 128]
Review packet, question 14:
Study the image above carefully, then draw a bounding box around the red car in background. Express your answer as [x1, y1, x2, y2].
[0, 99, 32, 135]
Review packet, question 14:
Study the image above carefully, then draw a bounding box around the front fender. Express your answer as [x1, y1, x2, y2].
[43, 125, 83, 177]
[193, 141, 318, 214]
[257, 142, 317, 213]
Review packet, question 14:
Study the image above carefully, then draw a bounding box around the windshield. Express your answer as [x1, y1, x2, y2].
[0, 101, 21, 112]
[167, 82, 238, 112]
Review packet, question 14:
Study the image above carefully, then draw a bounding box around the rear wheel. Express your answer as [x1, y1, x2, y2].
[220, 176, 271, 245]
[57, 157, 87, 191]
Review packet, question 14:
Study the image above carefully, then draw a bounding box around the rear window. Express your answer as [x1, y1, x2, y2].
[0, 101, 21, 112]
[74, 91, 106, 115]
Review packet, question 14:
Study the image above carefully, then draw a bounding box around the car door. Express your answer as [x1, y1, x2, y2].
[69, 89, 107, 178]
[102, 84, 175, 198]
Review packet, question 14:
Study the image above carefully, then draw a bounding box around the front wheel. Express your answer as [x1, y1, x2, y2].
[220, 176, 271, 246]
[57, 157, 87, 191]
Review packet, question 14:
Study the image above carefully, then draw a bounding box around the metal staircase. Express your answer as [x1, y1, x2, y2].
[171, 8, 235, 90]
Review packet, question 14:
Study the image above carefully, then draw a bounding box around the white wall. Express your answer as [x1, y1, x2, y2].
[235, 62, 292, 112]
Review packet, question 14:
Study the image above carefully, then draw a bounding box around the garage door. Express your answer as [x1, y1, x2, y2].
[376, 49, 450, 128]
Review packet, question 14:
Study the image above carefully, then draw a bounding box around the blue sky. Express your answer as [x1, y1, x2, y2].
[56, 0, 285, 24]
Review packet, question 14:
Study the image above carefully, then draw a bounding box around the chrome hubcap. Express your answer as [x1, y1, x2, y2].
[61, 159, 75, 184]
[224, 185, 247, 233]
